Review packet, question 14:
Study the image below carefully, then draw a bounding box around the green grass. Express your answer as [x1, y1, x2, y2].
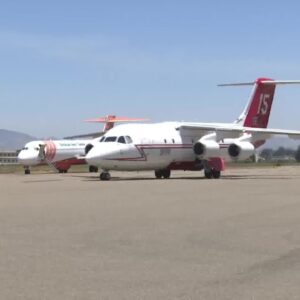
[0, 165, 24, 174]
[228, 161, 300, 168]
[0, 164, 91, 174]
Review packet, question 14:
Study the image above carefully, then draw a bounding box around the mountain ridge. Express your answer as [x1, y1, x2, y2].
[0, 129, 37, 151]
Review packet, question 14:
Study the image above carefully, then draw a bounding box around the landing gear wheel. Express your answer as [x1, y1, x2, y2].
[89, 165, 98, 173]
[24, 169, 30, 175]
[162, 169, 171, 179]
[100, 172, 111, 181]
[155, 169, 171, 179]
[155, 170, 162, 179]
[212, 169, 221, 179]
[204, 169, 213, 179]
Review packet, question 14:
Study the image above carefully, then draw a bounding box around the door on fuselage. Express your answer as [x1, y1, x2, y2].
[139, 138, 173, 170]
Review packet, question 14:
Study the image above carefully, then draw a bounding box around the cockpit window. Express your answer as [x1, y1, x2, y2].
[104, 136, 117, 142]
[101, 136, 132, 143]
[125, 136, 133, 144]
[117, 136, 126, 144]
[22, 147, 29, 150]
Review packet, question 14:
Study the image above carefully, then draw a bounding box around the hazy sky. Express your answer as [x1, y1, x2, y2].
[1, 0, 300, 137]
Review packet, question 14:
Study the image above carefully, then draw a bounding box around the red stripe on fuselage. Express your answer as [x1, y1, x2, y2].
[106, 143, 230, 161]
[106, 144, 193, 161]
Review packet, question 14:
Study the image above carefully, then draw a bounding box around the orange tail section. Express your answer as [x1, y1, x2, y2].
[85, 115, 149, 132]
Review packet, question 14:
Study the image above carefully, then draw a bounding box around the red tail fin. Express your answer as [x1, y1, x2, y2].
[243, 78, 275, 128]
[220, 77, 300, 128]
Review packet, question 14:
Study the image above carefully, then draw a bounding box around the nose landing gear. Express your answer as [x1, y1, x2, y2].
[100, 172, 111, 181]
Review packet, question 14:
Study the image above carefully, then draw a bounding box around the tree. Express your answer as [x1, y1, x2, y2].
[260, 148, 273, 161]
[273, 147, 286, 157]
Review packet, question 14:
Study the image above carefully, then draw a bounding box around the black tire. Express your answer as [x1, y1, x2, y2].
[100, 172, 111, 181]
[212, 169, 221, 179]
[204, 169, 213, 179]
[24, 169, 30, 175]
[162, 169, 171, 179]
[155, 170, 162, 179]
[89, 166, 98, 173]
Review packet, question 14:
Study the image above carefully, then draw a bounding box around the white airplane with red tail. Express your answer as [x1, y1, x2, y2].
[84, 78, 300, 180]
[18, 115, 147, 174]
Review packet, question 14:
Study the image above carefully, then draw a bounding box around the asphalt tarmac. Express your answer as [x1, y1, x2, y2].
[1, 166, 300, 300]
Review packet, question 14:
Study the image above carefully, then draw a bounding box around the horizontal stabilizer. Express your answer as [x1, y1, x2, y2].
[85, 115, 149, 132]
[218, 79, 300, 87]
[85, 116, 149, 123]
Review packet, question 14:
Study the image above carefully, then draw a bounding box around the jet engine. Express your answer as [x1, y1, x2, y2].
[228, 141, 255, 160]
[193, 139, 220, 158]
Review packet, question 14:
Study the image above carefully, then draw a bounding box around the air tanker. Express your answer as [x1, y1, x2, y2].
[18, 116, 147, 174]
[84, 78, 300, 180]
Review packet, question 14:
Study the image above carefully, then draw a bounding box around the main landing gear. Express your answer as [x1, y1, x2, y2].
[204, 168, 221, 179]
[89, 165, 98, 173]
[100, 172, 111, 181]
[154, 169, 171, 179]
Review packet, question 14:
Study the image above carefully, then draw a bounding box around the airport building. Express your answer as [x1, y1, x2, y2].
[0, 151, 19, 165]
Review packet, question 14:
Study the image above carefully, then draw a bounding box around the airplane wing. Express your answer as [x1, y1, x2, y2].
[64, 131, 104, 140]
[179, 124, 300, 140]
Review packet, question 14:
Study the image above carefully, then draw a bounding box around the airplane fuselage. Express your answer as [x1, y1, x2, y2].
[86, 122, 244, 171]
[18, 139, 92, 169]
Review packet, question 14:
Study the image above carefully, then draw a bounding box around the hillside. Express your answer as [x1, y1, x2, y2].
[0, 129, 36, 151]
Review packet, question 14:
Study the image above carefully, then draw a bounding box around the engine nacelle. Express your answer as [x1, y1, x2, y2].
[228, 141, 255, 160]
[193, 139, 220, 158]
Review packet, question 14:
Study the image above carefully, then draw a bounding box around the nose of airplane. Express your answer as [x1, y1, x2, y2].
[85, 143, 122, 166]
[18, 150, 40, 165]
